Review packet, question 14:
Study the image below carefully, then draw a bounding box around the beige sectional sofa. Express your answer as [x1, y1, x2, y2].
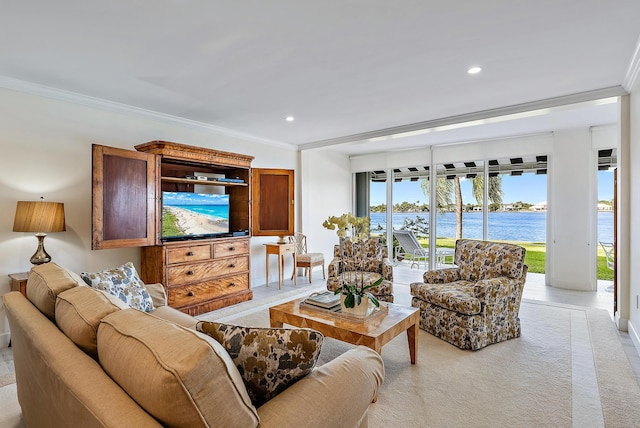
[3, 262, 384, 427]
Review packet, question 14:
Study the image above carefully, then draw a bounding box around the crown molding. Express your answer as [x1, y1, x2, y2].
[0, 75, 296, 150]
[623, 35, 640, 92]
[300, 86, 627, 150]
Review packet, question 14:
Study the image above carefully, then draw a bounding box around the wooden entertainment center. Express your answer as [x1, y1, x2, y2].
[92, 141, 256, 315]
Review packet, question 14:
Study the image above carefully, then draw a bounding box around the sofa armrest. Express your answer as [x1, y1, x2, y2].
[423, 268, 461, 284]
[257, 346, 384, 428]
[144, 282, 167, 308]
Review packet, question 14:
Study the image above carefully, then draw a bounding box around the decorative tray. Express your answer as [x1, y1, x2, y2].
[299, 300, 389, 323]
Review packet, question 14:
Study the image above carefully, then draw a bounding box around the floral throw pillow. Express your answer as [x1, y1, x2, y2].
[80, 262, 154, 313]
[196, 321, 323, 407]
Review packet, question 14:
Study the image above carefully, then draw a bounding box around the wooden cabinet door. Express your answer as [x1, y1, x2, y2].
[251, 168, 294, 238]
[92, 144, 159, 249]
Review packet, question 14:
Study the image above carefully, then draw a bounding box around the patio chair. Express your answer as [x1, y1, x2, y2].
[393, 229, 429, 269]
[599, 241, 615, 271]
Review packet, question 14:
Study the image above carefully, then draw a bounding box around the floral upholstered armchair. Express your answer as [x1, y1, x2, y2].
[410, 239, 527, 350]
[326, 237, 394, 303]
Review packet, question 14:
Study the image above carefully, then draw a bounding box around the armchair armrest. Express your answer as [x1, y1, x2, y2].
[144, 282, 167, 308]
[257, 346, 384, 428]
[423, 268, 461, 284]
[327, 258, 343, 278]
[473, 276, 521, 304]
[382, 258, 394, 281]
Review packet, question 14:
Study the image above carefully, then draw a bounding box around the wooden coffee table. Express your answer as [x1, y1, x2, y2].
[269, 298, 420, 364]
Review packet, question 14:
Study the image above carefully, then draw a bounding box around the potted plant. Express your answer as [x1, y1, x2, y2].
[323, 213, 383, 315]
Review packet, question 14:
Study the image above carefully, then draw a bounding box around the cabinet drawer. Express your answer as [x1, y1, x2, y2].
[168, 274, 249, 308]
[168, 256, 249, 284]
[214, 240, 249, 258]
[167, 244, 211, 264]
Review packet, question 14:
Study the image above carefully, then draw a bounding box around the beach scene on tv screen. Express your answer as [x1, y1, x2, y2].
[162, 192, 229, 238]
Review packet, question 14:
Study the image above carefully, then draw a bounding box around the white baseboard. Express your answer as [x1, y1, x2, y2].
[628, 320, 640, 358]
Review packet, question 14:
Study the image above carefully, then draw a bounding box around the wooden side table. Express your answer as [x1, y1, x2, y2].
[8, 272, 29, 297]
[264, 243, 296, 289]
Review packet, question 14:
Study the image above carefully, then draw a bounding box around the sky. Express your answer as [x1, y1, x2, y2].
[370, 170, 615, 206]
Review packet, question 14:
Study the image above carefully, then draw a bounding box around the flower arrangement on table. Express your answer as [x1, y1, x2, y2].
[322, 213, 382, 311]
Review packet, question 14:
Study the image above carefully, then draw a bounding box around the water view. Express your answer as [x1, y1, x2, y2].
[370, 211, 614, 243]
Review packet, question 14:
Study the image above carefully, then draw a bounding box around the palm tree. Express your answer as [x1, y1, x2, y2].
[421, 174, 503, 239]
[471, 175, 504, 210]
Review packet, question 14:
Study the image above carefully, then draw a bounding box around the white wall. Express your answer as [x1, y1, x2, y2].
[299, 148, 352, 262]
[0, 87, 298, 347]
[628, 80, 640, 348]
[547, 130, 597, 290]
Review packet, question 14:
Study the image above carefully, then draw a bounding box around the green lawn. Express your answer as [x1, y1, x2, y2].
[414, 237, 613, 280]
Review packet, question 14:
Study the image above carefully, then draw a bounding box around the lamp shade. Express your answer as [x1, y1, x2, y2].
[13, 201, 66, 233]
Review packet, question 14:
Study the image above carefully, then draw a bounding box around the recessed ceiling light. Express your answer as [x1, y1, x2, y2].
[467, 66, 482, 74]
[285, 116, 295, 122]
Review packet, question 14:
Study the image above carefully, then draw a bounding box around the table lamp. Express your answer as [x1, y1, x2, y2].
[13, 198, 66, 265]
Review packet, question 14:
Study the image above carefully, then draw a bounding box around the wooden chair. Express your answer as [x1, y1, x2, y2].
[289, 233, 325, 283]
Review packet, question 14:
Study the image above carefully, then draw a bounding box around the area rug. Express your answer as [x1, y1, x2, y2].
[210, 299, 640, 428]
[0, 373, 15, 388]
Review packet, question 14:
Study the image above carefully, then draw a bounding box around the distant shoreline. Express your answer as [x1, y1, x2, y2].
[165, 206, 228, 234]
[369, 211, 614, 243]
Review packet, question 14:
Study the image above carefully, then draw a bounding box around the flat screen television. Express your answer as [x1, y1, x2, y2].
[161, 191, 230, 241]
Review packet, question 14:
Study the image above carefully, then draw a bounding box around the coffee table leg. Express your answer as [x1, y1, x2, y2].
[407, 322, 417, 364]
[269, 310, 284, 328]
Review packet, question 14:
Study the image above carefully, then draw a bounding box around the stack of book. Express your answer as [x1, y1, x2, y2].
[302, 291, 341, 312]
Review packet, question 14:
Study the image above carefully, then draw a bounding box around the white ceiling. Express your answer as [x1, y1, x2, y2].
[1, 1, 638, 155]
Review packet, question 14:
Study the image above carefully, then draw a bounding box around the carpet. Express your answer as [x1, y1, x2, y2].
[0, 373, 15, 388]
[210, 299, 640, 428]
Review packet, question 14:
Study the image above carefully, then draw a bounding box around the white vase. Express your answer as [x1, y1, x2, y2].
[340, 294, 374, 317]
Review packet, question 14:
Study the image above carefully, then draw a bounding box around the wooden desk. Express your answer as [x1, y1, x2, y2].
[8, 272, 29, 297]
[264, 243, 296, 289]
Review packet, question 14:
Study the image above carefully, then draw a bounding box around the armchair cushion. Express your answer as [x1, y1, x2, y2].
[410, 281, 480, 315]
[197, 321, 324, 407]
[455, 239, 526, 281]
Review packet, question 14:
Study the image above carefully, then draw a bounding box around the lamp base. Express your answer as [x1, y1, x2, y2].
[30, 233, 51, 265]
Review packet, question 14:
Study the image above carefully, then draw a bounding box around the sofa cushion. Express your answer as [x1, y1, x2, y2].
[26, 262, 82, 320]
[150, 305, 197, 330]
[81, 262, 154, 312]
[197, 321, 323, 407]
[97, 309, 259, 427]
[55, 286, 128, 359]
[410, 280, 481, 315]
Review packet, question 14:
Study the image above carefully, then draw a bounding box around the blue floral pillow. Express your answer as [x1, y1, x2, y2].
[81, 262, 154, 313]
